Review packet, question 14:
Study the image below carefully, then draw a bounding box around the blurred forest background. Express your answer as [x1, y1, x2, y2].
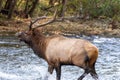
[0, 0, 120, 37]
[0, 0, 120, 20]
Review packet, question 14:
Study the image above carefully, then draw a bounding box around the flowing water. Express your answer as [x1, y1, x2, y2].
[0, 35, 120, 80]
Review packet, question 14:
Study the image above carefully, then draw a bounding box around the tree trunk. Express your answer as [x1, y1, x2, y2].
[4, 0, 11, 10]
[0, 0, 3, 11]
[49, 0, 54, 5]
[59, 0, 67, 17]
[1, 0, 12, 15]
[23, 0, 39, 18]
[28, 0, 39, 17]
[24, 0, 29, 18]
[7, 0, 17, 19]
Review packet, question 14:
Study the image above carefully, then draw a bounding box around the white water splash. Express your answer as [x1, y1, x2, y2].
[0, 71, 22, 80]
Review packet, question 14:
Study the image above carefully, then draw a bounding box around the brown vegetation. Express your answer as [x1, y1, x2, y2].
[0, 18, 120, 37]
[0, 0, 120, 37]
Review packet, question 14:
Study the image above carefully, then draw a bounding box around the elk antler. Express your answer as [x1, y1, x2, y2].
[33, 9, 58, 29]
[28, 9, 58, 30]
[29, 16, 46, 30]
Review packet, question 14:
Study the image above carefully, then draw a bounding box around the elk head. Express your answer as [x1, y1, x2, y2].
[16, 16, 46, 44]
[16, 30, 32, 44]
[16, 9, 57, 44]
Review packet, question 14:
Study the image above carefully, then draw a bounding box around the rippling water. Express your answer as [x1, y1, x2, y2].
[0, 35, 120, 80]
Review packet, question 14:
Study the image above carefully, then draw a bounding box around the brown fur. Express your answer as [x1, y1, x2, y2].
[16, 28, 99, 80]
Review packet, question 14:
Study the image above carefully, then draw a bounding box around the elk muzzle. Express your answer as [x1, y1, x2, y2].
[15, 32, 24, 41]
[15, 32, 22, 37]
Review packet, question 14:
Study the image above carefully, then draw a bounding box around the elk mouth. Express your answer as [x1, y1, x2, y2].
[15, 32, 23, 41]
[18, 38, 24, 41]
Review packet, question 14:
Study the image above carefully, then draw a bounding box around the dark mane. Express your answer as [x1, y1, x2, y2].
[28, 29, 47, 59]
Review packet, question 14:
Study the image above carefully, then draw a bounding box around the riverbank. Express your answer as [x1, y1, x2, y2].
[0, 18, 120, 37]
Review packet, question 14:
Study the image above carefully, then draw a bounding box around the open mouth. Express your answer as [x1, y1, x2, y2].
[18, 38, 23, 41]
[15, 33, 23, 41]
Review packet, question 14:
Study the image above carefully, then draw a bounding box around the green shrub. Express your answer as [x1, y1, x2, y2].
[79, 0, 120, 19]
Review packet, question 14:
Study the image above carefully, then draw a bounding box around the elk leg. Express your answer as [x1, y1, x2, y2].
[44, 65, 54, 80]
[55, 65, 61, 80]
[78, 68, 89, 80]
[78, 55, 90, 80]
[48, 65, 54, 74]
[90, 66, 98, 80]
[90, 71, 98, 80]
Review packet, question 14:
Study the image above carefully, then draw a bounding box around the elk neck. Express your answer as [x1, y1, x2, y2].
[29, 33, 47, 59]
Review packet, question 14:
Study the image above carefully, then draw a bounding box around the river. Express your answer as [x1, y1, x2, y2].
[0, 35, 120, 80]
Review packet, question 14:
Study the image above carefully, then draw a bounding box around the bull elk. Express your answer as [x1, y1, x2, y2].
[16, 11, 99, 80]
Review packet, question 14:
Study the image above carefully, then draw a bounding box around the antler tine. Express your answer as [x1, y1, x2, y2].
[33, 9, 58, 29]
[32, 16, 47, 24]
[29, 16, 47, 30]
[29, 21, 33, 30]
